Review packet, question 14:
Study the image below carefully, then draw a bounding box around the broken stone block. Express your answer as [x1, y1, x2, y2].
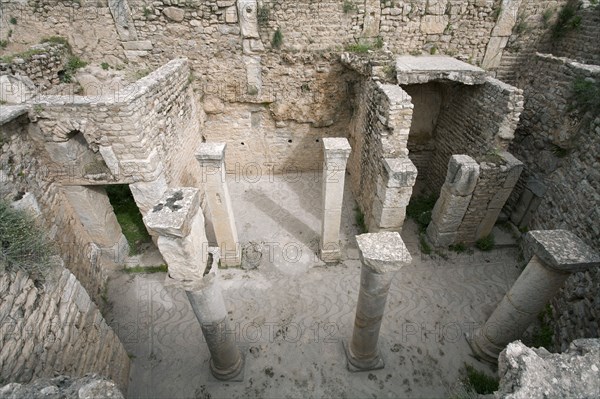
[163, 7, 185, 22]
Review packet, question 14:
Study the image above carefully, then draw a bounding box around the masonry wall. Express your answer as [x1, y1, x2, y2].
[1, 115, 112, 303]
[427, 77, 523, 195]
[0, 268, 130, 390]
[503, 53, 600, 351]
[0, 43, 68, 91]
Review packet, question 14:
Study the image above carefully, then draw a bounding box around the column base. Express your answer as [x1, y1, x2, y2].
[465, 331, 502, 365]
[209, 351, 245, 381]
[320, 247, 342, 263]
[342, 339, 385, 372]
[220, 250, 242, 268]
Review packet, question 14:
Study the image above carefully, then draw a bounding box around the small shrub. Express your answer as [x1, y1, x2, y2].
[0, 40, 7, 49]
[101, 62, 110, 70]
[343, 0, 356, 13]
[9, 17, 17, 25]
[143, 7, 152, 17]
[0, 200, 56, 281]
[374, 36, 384, 49]
[542, 8, 554, 27]
[354, 206, 367, 233]
[572, 77, 600, 115]
[271, 28, 283, 49]
[449, 243, 466, 253]
[464, 364, 499, 395]
[345, 43, 371, 53]
[67, 55, 87, 71]
[491, 6, 502, 22]
[429, 45, 437, 55]
[257, 5, 270, 26]
[515, 19, 528, 34]
[106, 185, 152, 255]
[552, 4, 581, 39]
[40, 36, 71, 50]
[550, 143, 568, 158]
[475, 234, 494, 251]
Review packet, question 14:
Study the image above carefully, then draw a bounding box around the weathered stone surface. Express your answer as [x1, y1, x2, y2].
[163, 7, 185, 22]
[237, 0, 260, 39]
[524, 230, 600, 273]
[122, 40, 153, 51]
[496, 339, 600, 399]
[420, 15, 448, 35]
[0, 105, 28, 125]
[0, 75, 36, 104]
[356, 232, 412, 273]
[0, 375, 124, 399]
[143, 188, 201, 238]
[108, 0, 138, 41]
[396, 56, 487, 85]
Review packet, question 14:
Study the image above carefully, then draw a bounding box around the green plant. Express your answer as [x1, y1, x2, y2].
[429, 45, 437, 55]
[552, 3, 581, 39]
[572, 76, 600, 115]
[106, 185, 152, 255]
[374, 36, 384, 49]
[354, 205, 367, 233]
[343, 0, 356, 13]
[271, 28, 283, 49]
[101, 62, 110, 70]
[464, 364, 499, 395]
[7, 29, 12, 38]
[124, 264, 168, 274]
[345, 43, 372, 53]
[550, 143, 568, 158]
[449, 243, 466, 253]
[491, 6, 502, 22]
[143, 7, 152, 17]
[9, 16, 17, 25]
[0, 199, 56, 281]
[407, 195, 437, 232]
[40, 36, 72, 53]
[67, 55, 87, 71]
[0, 40, 7, 49]
[257, 5, 270, 26]
[531, 304, 554, 350]
[133, 68, 151, 80]
[475, 234, 495, 251]
[542, 8, 554, 27]
[515, 19, 528, 34]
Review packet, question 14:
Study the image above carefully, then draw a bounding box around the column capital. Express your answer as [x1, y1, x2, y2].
[195, 143, 226, 165]
[383, 157, 417, 188]
[322, 137, 351, 161]
[356, 232, 412, 273]
[143, 187, 200, 238]
[524, 230, 600, 273]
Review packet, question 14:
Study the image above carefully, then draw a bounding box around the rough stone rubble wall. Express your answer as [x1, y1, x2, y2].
[427, 77, 523, 195]
[504, 53, 600, 351]
[0, 269, 130, 391]
[0, 43, 68, 91]
[0, 116, 111, 304]
[547, 3, 600, 65]
[347, 78, 413, 230]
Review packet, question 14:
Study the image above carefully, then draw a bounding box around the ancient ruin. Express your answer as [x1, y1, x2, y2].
[1, 0, 599, 397]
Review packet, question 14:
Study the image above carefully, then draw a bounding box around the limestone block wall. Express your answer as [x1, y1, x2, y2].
[427, 77, 523, 195]
[0, 43, 68, 91]
[0, 268, 130, 391]
[348, 78, 414, 231]
[1, 115, 112, 304]
[502, 53, 600, 350]
[455, 151, 522, 244]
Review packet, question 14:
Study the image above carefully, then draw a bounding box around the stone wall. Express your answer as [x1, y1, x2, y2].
[1, 114, 113, 304]
[427, 77, 523, 195]
[347, 77, 415, 231]
[548, 2, 600, 65]
[0, 375, 124, 399]
[0, 268, 130, 391]
[503, 53, 600, 351]
[0, 43, 68, 91]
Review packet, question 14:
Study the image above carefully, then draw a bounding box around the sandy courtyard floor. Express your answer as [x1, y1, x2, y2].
[106, 173, 521, 398]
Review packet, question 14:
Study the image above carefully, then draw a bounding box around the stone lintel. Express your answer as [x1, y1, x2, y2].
[524, 230, 600, 273]
[395, 55, 487, 85]
[356, 232, 412, 273]
[383, 157, 418, 188]
[195, 143, 226, 164]
[143, 187, 200, 238]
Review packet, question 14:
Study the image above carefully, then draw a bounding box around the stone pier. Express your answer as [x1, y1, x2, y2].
[143, 188, 244, 380]
[468, 230, 600, 363]
[320, 137, 352, 263]
[196, 143, 241, 268]
[344, 232, 412, 371]
[426, 155, 479, 247]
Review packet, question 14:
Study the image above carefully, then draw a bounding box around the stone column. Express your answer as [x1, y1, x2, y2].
[195, 143, 241, 268]
[344, 232, 412, 371]
[426, 155, 479, 247]
[468, 230, 600, 364]
[320, 138, 352, 263]
[143, 188, 244, 380]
